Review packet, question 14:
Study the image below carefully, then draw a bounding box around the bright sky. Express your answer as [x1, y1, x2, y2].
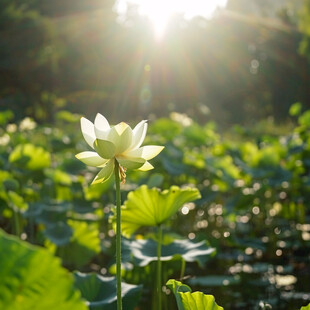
[115, 0, 228, 38]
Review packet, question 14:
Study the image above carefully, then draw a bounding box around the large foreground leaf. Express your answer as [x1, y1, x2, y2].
[123, 238, 215, 267]
[0, 229, 87, 310]
[166, 279, 223, 310]
[74, 272, 142, 310]
[111, 185, 201, 237]
[301, 304, 310, 310]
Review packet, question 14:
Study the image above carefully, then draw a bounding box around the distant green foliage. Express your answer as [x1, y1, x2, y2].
[0, 108, 310, 309]
[46, 220, 101, 268]
[289, 102, 302, 116]
[299, 0, 310, 59]
[0, 110, 14, 125]
[9, 144, 51, 170]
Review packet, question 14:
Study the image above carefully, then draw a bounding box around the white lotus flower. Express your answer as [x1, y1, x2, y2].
[76, 113, 164, 184]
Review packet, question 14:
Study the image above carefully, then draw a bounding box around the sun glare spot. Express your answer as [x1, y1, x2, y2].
[115, 0, 227, 38]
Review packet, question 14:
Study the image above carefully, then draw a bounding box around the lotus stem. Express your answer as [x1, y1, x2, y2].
[10, 201, 21, 238]
[114, 159, 122, 310]
[157, 224, 163, 310]
[13, 208, 20, 237]
[29, 213, 35, 243]
[180, 258, 186, 280]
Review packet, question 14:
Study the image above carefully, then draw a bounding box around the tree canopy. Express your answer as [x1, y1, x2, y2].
[0, 0, 310, 125]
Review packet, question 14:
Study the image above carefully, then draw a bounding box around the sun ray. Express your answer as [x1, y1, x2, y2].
[115, 0, 227, 38]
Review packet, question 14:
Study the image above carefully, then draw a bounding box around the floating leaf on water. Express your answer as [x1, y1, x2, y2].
[35, 202, 72, 225]
[43, 221, 73, 246]
[188, 275, 240, 287]
[123, 238, 215, 267]
[74, 272, 142, 310]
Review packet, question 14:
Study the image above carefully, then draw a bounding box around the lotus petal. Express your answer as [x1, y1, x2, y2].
[94, 113, 110, 140]
[91, 160, 114, 185]
[80, 117, 96, 148]
[108, 123, 133, 154]
[75, 151, 109, 167]
[94, 139, 116, 159]
[138, 161, 154, 171]
[130, 120, 147, 150]
[125, 145, 164, 160]
[117, 157, 145, 169]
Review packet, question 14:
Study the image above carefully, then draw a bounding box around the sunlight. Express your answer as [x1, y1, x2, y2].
[115, 0, 227, 38]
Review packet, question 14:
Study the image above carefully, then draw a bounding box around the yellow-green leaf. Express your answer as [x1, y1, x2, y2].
[110, 185, 201, 238]
[166, 279, 223, 310]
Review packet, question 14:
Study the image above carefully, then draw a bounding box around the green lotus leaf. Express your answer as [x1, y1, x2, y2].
[45, 220, 101, 268]
[23, 202, 43, 218]
[289, 102, 302, 116]
[43, 221, 73, 246]
[123, 238, 215, 267]
[35, 202, 71, 225]
[74, 272, 142, 310]
[2, 179, 19, 192]
[0, 109, 14, 125]
[301, 304, 310, 310]
[166, 279, 191, 310]
[84, 177, 114, 200]
[188, 275, 240, 287]
[111, 185, 201, 237]
[44, 168, 72, 186]
[180, 292, 224, 310]
[56, 110, 80, 123]
[146, 173, 164, 188]
[0, 229, 87, 310]
[166, 279, 224, 310]
[7, 191, 28, 211]
[9, 143, 51, 170]
[150, 118, 182, 141]
[162, 157, 187, 176]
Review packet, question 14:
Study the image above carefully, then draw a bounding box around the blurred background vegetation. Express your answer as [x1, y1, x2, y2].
[1, 1, 310, 309]
[1, 0, 310, 126]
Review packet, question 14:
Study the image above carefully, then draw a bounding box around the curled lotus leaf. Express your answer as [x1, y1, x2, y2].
[166, 279, 224, 310]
